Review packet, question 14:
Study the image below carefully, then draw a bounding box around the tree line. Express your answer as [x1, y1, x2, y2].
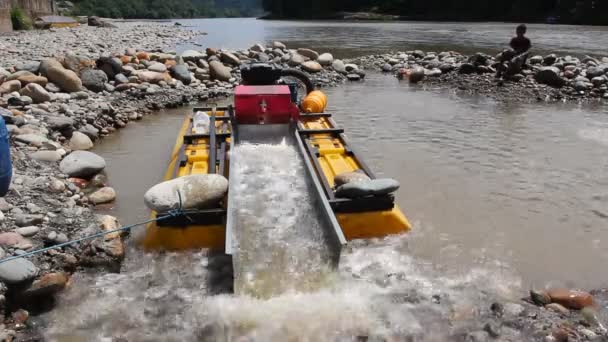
[262, 0, 608, 25]
[70, 0, 262, 19]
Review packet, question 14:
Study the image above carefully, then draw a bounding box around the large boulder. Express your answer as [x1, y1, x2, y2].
[209, 61, 231, 82]
[220, 52, 241, 66]
[59, 151, 106, 178]
[171, 64, 192, 85]
[19, 83, 52, 103]
[42, 59, 82, 93]
[301, 61, 323, 73]
[80, 68, 108, 92]
[297, 48, 319, 60]
[535, 67, 566, 87]
[68, 131, 94, 151]
[317, 53, 334, 66]
[144, 174, 228, 212]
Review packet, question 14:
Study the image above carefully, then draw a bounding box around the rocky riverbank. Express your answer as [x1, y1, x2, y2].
[348, 51, 608, 103]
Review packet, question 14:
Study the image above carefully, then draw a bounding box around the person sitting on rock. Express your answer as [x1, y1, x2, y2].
[496, 24, 532, 79]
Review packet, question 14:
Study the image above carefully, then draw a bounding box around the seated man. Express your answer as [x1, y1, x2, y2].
[496, 24, 532, 78]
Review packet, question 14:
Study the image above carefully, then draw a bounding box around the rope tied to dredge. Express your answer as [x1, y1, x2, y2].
[0, 191, 188, 265]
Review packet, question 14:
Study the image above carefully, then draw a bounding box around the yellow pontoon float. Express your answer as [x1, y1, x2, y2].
[143, 63, 411, 257]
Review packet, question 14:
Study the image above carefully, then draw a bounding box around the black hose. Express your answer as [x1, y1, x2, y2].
[280, 68, 315, 94]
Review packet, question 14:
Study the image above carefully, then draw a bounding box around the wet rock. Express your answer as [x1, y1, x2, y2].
[59, 151, 106, 178]
[318, 53, 334, 66]
[335, 178, 400, 198]
[301, 61, 323, 73]
[81, 69, 108, 92]
[543, 54, 558, 65]
[332, 59, 347, 74]
[530, 55, 544, 64]
[220, 52, 240, 66]
[0, 258, 37, 285]
[68, 131, 94, 151]
[89, 187, 116, 204]
[144, 174, 228, 212]
[409, 68, 426, 83]
[19, 83, 51, 103]
[209, 61, 232, 82]
[15, 61, 41, 74]
[0, 80, 22, 94]
[297, 48, 319, 60]
[547, 289, 594, 310]
[535, 67, 566, 87]
[531, 289, 552, 306]
[171, 64, 192, 85]
[546, 303, 570, 315]
[19, 272, 68, 298]
[334, 171, 371, 187]
[15, 226, 39, 237]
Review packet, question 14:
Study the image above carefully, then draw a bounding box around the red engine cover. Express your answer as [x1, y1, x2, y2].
[234, 85, 299, 124]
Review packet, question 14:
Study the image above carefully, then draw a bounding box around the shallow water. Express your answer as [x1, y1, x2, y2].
[44, 19, 608, 340]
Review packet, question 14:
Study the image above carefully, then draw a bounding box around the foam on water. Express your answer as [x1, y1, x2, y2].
[229, 141, 334, 297]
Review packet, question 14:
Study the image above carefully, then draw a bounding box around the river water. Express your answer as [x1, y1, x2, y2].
[44, 19, 608, 340]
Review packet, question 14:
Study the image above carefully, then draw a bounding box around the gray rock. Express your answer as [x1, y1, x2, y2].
[592, 76, 607, 87]
[301, 61, 322, 73]
[220, 52, 240, 66]
[97, 56, 124, 79]
[114, 73, 129, 84]
[586, 66, 606, 79]
[288, 54, 305, 67]
[459, 63, 476, 74]
[344, 64, 359, 72]
[69, 131, 94, 151]
[148, 63, 167, 73]
[59, 151, 106, 178]
[0, 258, 38, 285]
[89, 187, 116, 204]
[317, 53, 334, 66]
[81, 69, 108, 93]
[574, 80, 589, 91]
[30, 150, 62, 162]
[256, 52, 270, 63]
[529, 55, 543, 64]
[14, 214, 43, 227]
[209, 61, 231, 82]
[273, 41, 287, 50]
[19, 83, 51, 104]
[15, 134, 49, 146]
[382, 63, 393, 72]
[249, 43, 265, 52]
[15, 61, 41, 74]
[503, 303, 525, 316]
[45, 82, 61, 93]
[335, 178, 400, 199]
[144, 174, 228, 212]
[15, 226, 39, 237]
[55, 233, 69, 244]
[346, 73, 361, 81]
[181, 50, 204, 62]
[409, 68, 426, 83]
[535, 67, 565, 87]
[543, 54, 557, 65]
[332, 59, 346, 74]
[334, 171, 370, 187]
[79, 124, 99, 141]
[297, 48, 319, 60]
[465, 331, 489, 342]
[46, 116, 74, 131]
[171, 64, 192, 85]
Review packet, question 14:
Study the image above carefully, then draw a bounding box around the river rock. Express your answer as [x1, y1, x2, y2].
[80, 69, 108, 93]
[89, 187, 117, 204]
[30, 150, 62, 162]
[531, 289, 552, 305]
[148, 62, 167, 73]
[69, 131, 94, 151]
[535, 67, 565, 87]
[62, 53, 95, 76]
[332, 59, 347, 74]
[335, 178, 400, 198]
[144, 174, 228, 212]
[59, 151, 106, 178]
[209, 61, 231, 82]
[19, 272, 68, 298]
[297, 48, 319, 60]
[345, 64, 359, 72]
[273, 41, 287, 50]
[15, 134, 49, 146]
[382, 63, 393, 72]
[250, 43, 265, 53]
[0, 258, 37, 285]
[409, 67, 426, 83]
[97, 56, 124, 79]
[15, 226, 39, 237]
[43, 59, 83, 93]
[79, 124, 99, 141]
[0, 232, 33, 249]
[15, 61, 41, 74]
[592, 76, 607, 87]
[46, 116, 74, 131]
[529, 55, 543, 64]
[586, 66, 606, 79]
[301, 61, 322, 73]
[19, 83, 51, 103]
[181, 50, 204, 62]
[171, 64, 192, 85]
[288, 54, 305, 67]
[317, 53, 334, 66]
[574, 80, 589, 91]
[0, 80, 21, 94]
[334, 171, 371, 187]
[543, 54, 557, 65]
[346, 74, 361, 81]
[17, 74, 48, 87]
[547, 289, 594, 310]
[220, 52, 240, 66]
[135, 71, 169, 84]
[15, 214, 43, 227]
[459, 63, 476, 74]
[545, 303, 570, 315]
